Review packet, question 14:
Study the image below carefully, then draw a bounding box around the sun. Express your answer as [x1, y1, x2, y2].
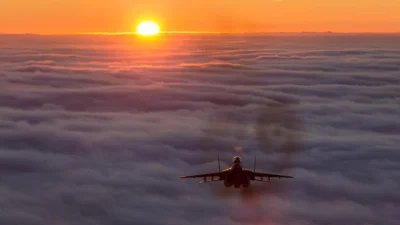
[136, 21, 160, 36]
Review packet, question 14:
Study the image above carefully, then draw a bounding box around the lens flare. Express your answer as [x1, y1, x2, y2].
[196, 100, 304, 225]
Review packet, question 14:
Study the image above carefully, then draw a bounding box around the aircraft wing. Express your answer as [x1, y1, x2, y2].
[180, 172, 223, 179]
[180, 168, 231, 179]
[251, 171, 293, 179]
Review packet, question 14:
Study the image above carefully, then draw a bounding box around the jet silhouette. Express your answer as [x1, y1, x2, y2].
[181, 156, 293, 188]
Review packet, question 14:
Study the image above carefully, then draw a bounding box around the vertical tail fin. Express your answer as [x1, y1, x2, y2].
[218, 154, 221, 172]
[253, 155, 256, 172]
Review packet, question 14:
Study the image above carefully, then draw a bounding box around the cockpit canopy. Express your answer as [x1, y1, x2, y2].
[232, 156, 242, 163]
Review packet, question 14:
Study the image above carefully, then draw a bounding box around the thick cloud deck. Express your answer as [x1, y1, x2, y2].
[0, 34, 399, 225]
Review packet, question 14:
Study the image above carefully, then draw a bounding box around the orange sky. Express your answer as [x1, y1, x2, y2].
[1, 0, 399, 34]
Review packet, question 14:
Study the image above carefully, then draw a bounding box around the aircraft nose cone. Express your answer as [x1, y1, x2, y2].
[233, 156, 242, 163]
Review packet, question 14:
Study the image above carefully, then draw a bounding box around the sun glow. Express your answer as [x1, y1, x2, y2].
[136, 21, 160, 36]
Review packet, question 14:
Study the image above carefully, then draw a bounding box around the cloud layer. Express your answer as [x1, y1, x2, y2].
[0, 34, 399, 225]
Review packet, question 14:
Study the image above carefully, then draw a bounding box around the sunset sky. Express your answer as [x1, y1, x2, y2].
[1, 0, 400, 34]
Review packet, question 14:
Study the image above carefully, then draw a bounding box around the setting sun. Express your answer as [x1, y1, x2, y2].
[136, 21, 160, 36]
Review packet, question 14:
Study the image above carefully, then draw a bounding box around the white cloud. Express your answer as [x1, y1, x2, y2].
[0, 34, 399, 225]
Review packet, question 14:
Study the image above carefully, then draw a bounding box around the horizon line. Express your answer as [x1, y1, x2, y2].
[1, 31, 400, 35]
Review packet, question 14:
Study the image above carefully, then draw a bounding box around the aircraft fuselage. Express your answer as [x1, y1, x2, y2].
[223, 166, 251, 188]
[222, 159, 252, 188]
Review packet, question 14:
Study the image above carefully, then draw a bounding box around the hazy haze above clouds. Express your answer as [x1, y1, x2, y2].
[0, 34, 399, 225]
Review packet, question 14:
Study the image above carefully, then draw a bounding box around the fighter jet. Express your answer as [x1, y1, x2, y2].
[180, 156, 293, 188]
